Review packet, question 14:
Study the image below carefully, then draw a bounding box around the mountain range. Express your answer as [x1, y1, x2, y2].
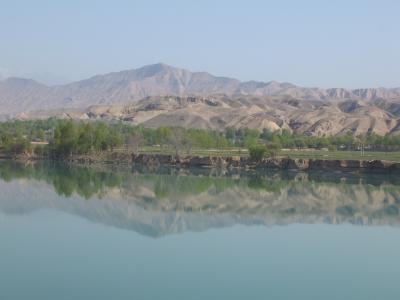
[2, 63, 400, 135]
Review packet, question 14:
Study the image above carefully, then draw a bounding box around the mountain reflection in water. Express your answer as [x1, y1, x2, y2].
[0, 161, 399, 237]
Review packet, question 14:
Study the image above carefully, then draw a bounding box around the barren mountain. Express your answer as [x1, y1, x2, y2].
[4, 63, 400, 135]
[2, 63, 400, 117]
[18, 95, 400, 136]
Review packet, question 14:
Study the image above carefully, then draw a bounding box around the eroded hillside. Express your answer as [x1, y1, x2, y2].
[18, 95, 400, 136]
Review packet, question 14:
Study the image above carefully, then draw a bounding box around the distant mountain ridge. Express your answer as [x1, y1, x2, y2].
[1, 63, 400, 116]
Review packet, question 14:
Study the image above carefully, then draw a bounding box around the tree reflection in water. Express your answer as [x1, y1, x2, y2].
[0, 160, 399, 236]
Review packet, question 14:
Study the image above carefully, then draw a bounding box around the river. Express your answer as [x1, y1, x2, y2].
[0, 161, 399, 300]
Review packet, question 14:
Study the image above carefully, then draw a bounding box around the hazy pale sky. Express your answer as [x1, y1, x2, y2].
[1, 0, 399, 88]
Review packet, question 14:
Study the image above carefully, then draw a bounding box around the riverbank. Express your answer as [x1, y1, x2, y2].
[31, 152, 400, 173]
[3, 151, 400, 173]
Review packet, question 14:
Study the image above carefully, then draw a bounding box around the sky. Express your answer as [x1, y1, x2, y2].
[1, 0, 399, 88]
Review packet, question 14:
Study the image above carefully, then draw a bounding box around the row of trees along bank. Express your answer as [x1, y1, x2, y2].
[1, 119, 400, 157]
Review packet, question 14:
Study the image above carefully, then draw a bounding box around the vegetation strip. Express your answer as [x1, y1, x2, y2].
[2, 119, 400, 165]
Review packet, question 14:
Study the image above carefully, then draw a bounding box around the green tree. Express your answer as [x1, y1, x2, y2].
[108, 128, 123, 150]
[52, 121, 78, 156]
[248, 144, 267, 162]
[265, 142, 281, 157]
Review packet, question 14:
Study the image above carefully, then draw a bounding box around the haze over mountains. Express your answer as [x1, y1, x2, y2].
[2, 63, 400, 135]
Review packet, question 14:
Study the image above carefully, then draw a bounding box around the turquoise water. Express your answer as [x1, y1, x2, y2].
[0, 162, 399, 300]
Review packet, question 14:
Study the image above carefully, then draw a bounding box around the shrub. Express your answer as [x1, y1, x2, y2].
[328, 145, 337, 152]
[5, 138, 32, 155]
[265, 142, 281, 157]
[248, 144, 267, 161]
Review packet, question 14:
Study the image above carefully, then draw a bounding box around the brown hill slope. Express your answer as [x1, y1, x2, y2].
[18, 95, 400, 136]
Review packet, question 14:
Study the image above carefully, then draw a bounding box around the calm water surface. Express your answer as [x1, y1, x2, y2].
[0, 161, 399, 300]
